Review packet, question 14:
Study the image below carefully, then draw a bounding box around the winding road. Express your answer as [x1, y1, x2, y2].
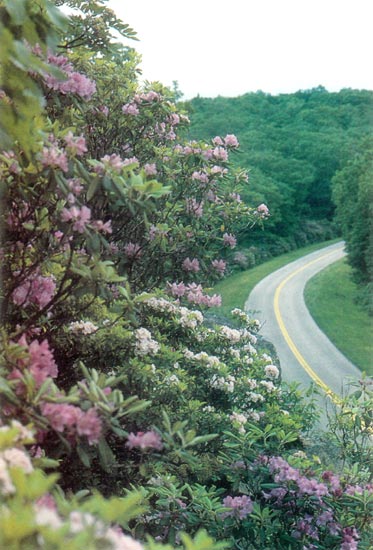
[245, 242, 361, 405]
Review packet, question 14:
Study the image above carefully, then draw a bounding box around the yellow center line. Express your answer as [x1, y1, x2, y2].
[274, 249, 342, 404]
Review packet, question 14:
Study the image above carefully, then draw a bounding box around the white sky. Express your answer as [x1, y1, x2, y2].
[107, 0, 373, 99]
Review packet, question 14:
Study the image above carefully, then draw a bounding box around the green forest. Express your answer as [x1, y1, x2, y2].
[186, 89, 372, 257]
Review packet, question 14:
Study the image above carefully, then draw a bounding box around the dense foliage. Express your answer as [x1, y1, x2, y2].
[186, 88, 373, 262]
[332, 137, 373, 313]
[0, 1, 372, 549]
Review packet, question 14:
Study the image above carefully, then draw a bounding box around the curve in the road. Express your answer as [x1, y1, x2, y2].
[245, 242, 361, 400]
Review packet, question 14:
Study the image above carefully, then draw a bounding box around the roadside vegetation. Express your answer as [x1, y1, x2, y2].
[305, 258, 373, 375]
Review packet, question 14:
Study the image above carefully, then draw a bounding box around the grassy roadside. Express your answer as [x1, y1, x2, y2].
[211, 239, 340, 318]
[304, 258, 373, 375]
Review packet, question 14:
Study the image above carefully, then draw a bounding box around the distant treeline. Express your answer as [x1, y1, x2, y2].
[185, 87, 373, 263]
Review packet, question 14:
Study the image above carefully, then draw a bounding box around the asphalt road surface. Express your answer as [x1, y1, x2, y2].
[245, 242, 362, 406]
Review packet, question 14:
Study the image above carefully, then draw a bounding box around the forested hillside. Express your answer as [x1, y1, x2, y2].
[186, 88, 373, 260]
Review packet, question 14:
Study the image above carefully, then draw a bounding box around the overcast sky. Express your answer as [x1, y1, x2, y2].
[107, 0, 373, 99]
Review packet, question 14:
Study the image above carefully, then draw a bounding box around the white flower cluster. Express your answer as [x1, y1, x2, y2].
[183, 349, 222, 368]
[144, 296, 204, 329]
[35, 509, 144, 549]
[264, 364, 280, 379]
[245, 391, 265, 404]
[231, 308, 249, 322]
[0, 447, 34, 494]
[230, 412, 248, 433]
[178, 307, 204, 329]
[166, 374, 180, 385]
[134, 328, 160, 356]
[210, 374, 236, 392]
[69, 320, 98, 334]
[145, 296, 177, 313]
[246, 410, 262, 422]
[219, 325, 241, 343]
[260, 380, 277, 393]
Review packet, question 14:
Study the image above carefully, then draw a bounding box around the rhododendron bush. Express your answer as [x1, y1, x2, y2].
[0, 1, 372, 549]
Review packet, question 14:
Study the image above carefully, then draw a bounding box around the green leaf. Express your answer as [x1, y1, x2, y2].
[98, 437, 117, 472]
[76, 442, 91, 467]
[4, 0, 27, 25]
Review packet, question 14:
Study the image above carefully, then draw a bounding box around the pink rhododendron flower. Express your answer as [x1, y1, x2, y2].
[61, 205, 91, 233]
[12, 273, 56, 310]
[91, 219, 112, 234]
[257, 203, 270, 217]
[212, 136, 224, 146]
[126, 430, 163, 451]
[41, 403, 102, 444]
[124, 242, 142, 258]
[67, 178, 84, 196]
[212, 146, 228, 161]
[211, 259, 226, 275]
[229, 192, 242, 202]
[191, 170, 209, 183]
[100, 153, 126, 172]
[224, 134, 239, 147]
[186, 198, 204, 217]
[182, 257, 200, 272]
[221, 495, 253, 519]
[44, 53, 96, 99]
[41, 145, 68, 172]
[185, 283, 222, 307]
[223, 233, 237, 248]
[122, 103, 139, 115]
[26, 338, 58, 386]
[167, 281, 187, 297]
[76, 408, 102, 445]
[144, 163, 157, 176]
[41, 403, 81, 433]
[64, 132, 87, 156]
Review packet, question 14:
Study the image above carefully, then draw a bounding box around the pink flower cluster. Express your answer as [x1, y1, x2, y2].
[122, 103, 140, 116]
[211, 259, 226, 275]
[268, 456, 329, 498]
[61, 205, 91, 233]
[44, 53, 96, 99]
[98, 154, 139, 173]
[41, 145, 68, 172]
[41, 403, 102, 445]
[124, 242, 142, 259]
[182, 257, 200, 272]
[144, 163, 157, 176]
[126, 430, 163, 451]
[12, 272, 56, 310]
[186, 198, 204, 218]
[221, 495, 253, 519]
[223, 233, 237, 248]
[167, 281, 221, 308]
[64, 132, 87, 156]
[191, 171, 209, 184]
[212, 134, 239, 148]
[256, 203, 270, 218]
[9, 335, 58, 392]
